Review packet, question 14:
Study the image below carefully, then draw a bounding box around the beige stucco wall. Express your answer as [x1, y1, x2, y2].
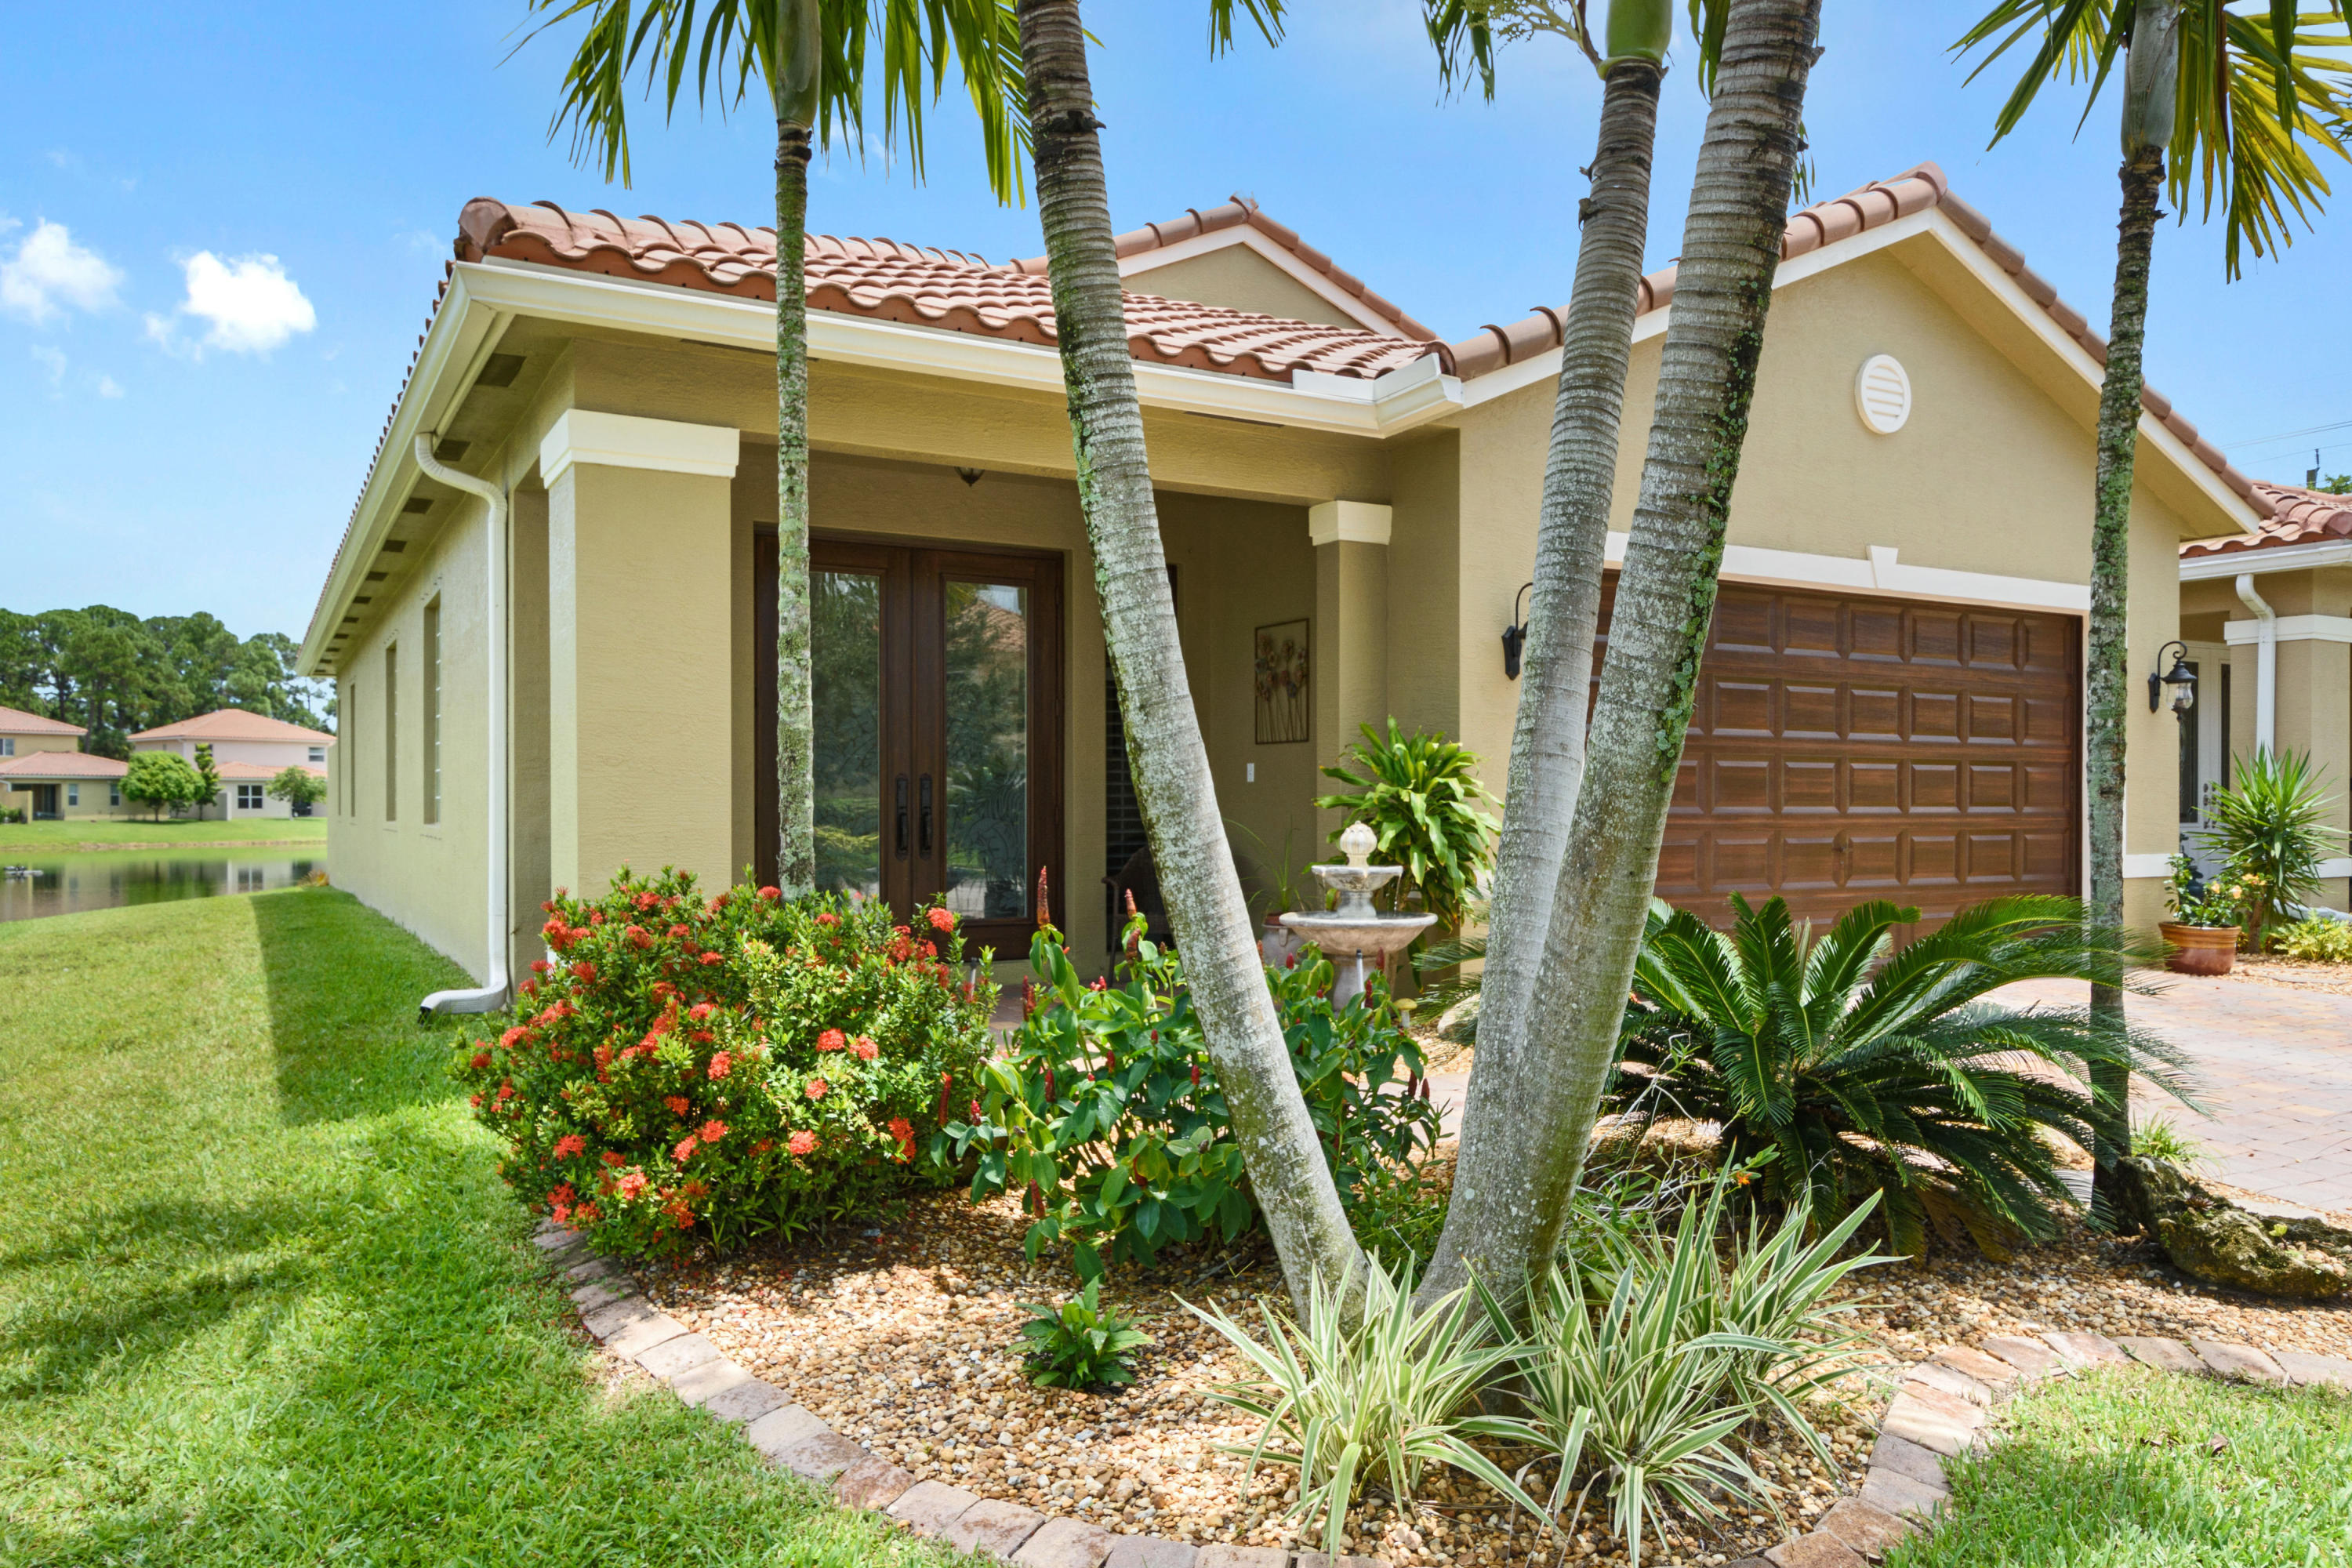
[4, 779, 126, 817]
[1, 732, 82, 755]
[1122, 247, 1363, 332]
[1450, 243, 2204, 924]
[134, 736, 328, 770]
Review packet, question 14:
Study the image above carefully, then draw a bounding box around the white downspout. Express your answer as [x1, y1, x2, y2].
[414, 433, 511, 1020]
[2234, 573, 2277, 756]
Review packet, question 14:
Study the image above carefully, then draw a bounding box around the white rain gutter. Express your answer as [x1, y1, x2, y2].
[413, 433, 511, 1020]
[2234, 573, 2278, 755]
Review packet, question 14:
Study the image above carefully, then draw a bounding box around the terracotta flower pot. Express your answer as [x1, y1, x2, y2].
[2160, 922, 2240, 976]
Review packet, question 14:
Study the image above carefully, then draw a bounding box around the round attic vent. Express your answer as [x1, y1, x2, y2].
[1854, 354, 1912, 434]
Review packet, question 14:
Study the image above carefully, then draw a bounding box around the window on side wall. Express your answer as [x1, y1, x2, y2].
[67, 783, 79, 807]
[385, 642, 400, 822]
[110, 783, 121, 807]
[0, 739, 13, 757]
[423, 597, 441, 826]
[238, 782, 264, 811]
[309, 745, 326, 764]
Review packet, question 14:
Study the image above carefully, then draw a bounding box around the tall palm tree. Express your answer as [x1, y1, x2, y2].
[1418, 0, 1824, 1305]
[526, 0, 1025, 897]
[1010, 0, 1373, 1317]
[1412, 0, 1714, 1303]
[1956, 0, 2352, 1194]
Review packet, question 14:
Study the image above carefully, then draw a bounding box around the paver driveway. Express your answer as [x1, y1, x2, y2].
[1423, 970, 2352, 1215]
[1996, 973, 2352, 1214]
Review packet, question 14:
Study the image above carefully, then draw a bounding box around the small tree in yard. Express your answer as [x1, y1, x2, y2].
[192, 743, 222, 820]
[122, 752, 204, 822]
[267, 765, 327, 817]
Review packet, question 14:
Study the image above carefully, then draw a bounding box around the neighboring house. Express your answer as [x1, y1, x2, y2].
[299, 162, 2269, 989]
[2178, 484, 2352, 905]
[128, 708, 335, 819]
[0, 706, 126, 821]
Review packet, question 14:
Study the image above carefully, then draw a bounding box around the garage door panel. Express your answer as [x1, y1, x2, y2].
[1601, 579, 2080, 929]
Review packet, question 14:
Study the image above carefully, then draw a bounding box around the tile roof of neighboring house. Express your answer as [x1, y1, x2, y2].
[1002, 194, 1439, 341]
[128, 708, 336, 746]
[2180, 483, 2352, 557]
[213, 759, 325, 782]
[0, 704, 87, 737]
[456, 198, 1438, 383]
[0, 750, 127, 779]
[1447, 161, 2271, 521]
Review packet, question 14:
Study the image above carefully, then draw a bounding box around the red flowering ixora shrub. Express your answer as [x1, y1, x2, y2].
[452, 867, 996, 1257]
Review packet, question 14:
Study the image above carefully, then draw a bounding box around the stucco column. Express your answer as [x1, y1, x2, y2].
[543, 410, 741, 898]
[2271, 628, 2352, 908]
[1311, 501, 1392, 840]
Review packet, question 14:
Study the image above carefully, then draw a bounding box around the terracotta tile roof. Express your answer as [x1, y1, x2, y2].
[456, 198, 1435, 383]
[0, 750, 127, 779]
[128, 708, 336, 746]
[0, 704, 87, 737]
[2180, 483, 2352, 557]
[1445, 161, 2273, 521]
[1002, 194, 1439, 341]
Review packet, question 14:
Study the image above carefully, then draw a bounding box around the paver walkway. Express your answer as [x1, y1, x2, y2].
[1422, 971, 2352, 1214]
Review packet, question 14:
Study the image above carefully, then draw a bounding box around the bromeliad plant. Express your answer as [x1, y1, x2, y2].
[935, 914, 1439, 1279]
[1313, 720, 1500, 931]
[1017, 1278, 1153, 1390]
[1613, 893, 2197, 1258]
[1188, 1254, 1555, 1559]
[453, 868, 995, 1256]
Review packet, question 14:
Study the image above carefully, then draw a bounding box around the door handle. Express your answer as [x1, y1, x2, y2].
[895, 775, 910, 861]
[919, 774, 935, 859]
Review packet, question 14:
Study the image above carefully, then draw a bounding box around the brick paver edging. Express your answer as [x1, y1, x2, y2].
[1721, 1327, 2352, 1567]
[536, 1222, 2352, 1567]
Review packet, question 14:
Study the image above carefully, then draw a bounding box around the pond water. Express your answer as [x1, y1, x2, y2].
[0, 851, 328, 922]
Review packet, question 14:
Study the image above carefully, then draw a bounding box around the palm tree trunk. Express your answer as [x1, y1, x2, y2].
[1418, 53, 1663, 1304]
[1422, 0, 1822, 1302]
[1012, 0, 1363, 1318]
[2087, 143, 2165, 1193]
[774, 114, 817, 896]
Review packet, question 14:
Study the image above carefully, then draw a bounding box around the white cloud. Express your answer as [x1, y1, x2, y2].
[147, 250, 316, 356]
[31, 343, 67, 389]
[96, 374, 123, 398]
[0, 220, 124, 325]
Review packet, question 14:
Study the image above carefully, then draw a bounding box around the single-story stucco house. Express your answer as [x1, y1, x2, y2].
[299, 160, 2272, 994]
[129, 708, 336, 819]
[2178, 483, 2352, 905]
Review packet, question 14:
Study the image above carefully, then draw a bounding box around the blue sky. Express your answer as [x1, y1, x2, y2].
[4, 2, 2347, 641]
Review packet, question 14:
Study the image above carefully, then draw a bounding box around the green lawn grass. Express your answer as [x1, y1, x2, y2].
[0, 816, 329, 848]
[1887, 1367, 2352, 1567]
[0, 887, 968, 1566]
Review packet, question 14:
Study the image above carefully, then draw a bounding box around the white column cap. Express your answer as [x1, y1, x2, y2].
[1308, 499, 1392, 547]
[539, 409, 740, 487]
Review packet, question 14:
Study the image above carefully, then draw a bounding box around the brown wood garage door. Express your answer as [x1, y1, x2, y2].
[1599, 579, 2081, 927]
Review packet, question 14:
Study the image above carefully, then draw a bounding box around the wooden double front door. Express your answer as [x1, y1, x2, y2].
[756, 534, 1062, 957]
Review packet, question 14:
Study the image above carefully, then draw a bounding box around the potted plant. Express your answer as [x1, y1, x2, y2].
[1233, 823, 1313, 968]
[2160, 855, 2245, 975]
[2197, 748, 2347, 951]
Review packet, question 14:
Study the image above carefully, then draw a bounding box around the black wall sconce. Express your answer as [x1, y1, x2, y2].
[1501, 581, 1534, 679]
[2149, 640, 2197, 713]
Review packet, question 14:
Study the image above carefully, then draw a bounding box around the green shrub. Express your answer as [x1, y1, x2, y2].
[122, 750, 205, 819]
[1016, 1279, 1152, 1390]
[936, 916, 1439, 1279]
[2132, 1114, 2216, 1173]
[1312, 720, 1499, 931]
[2163, 854, 2255, 930]
[2199, 749, 2347, 949]
[452, 868, 995, 1257]
[1189, 1254, 1552, 1558]
[2275, 916, 2352, 963]
[1617, 893, 2194, 1258]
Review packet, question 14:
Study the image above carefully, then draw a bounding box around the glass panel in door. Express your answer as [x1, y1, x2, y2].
[811, 569, 885, 902]
[942, 579, 1029, 919]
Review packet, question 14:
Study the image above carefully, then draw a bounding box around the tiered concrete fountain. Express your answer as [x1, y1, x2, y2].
[1279, 821, 1436, 1008]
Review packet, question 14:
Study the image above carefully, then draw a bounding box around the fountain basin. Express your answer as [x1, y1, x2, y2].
[1278, 909, 1435, 1008]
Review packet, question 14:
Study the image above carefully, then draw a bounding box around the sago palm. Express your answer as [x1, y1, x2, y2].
[1612, 892, 2198, 1258]
[524, 0, 1025, 896]
[1954, 1, 2352, 1188]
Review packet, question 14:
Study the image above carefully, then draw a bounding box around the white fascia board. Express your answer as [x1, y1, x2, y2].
[299, 276, 508, 673]
[1116, 225, 1410, 338]
[2180, 539, 2352, 579]
[2223, 613, 2352, 646]
[1602, 531, 2089, 613]
[459, 258, 1453, 439]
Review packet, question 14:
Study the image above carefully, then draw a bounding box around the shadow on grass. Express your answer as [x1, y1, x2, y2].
[249, 887, 474, 1127]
